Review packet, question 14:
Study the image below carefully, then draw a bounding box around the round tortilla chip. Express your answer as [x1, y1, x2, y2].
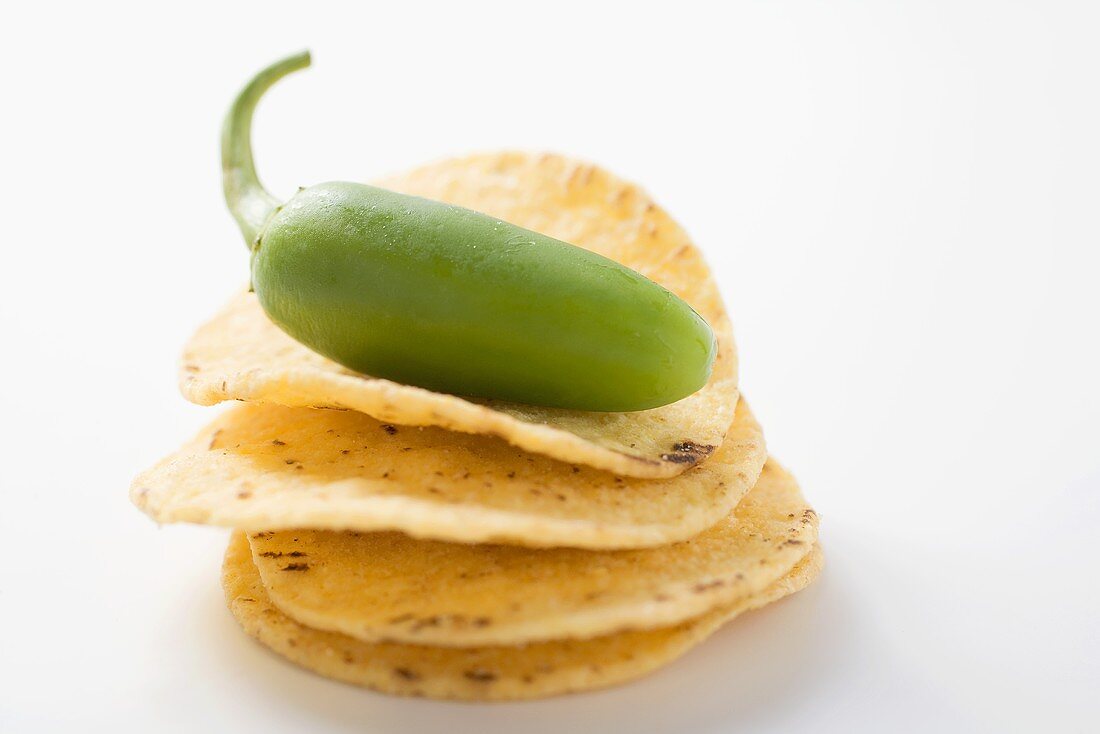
[131, 398, 765, 549]
[248, 460, 817, 646]
[181, 152, 737, 478]
[223, 532, 822, 701]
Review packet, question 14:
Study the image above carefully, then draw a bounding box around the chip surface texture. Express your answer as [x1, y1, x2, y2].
[131, 398, 766, 549]
[246, 460, 817, 646]
[223, 532, 823, 701]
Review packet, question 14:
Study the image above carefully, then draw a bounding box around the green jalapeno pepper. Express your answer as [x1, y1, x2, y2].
[221, 51, 716, 411]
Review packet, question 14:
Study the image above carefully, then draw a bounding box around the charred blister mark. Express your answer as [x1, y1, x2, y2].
[381, 424, 398, 435]
[398, 613, 494, 632]
[409, 615, 442, 632]
[208, 429, 224, 450]
[280, 563, 310, 571]
[394, 667, 420, 681]
[692, 579, 726, 593]
[464, 668, 497, 683]
[661, 440, 716, 465]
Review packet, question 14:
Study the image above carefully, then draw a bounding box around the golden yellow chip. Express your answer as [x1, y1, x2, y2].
[224, 532, 822, 701]
[247, 460, 816, 646]
[131, 398, 765, 549]
[182, 152, 737, 478]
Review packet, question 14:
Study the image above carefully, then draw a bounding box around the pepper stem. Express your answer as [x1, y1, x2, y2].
[221, 50, 311, 248]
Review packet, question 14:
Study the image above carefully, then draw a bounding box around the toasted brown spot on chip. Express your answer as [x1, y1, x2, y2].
[661, 441, 716, 464]
[394, 667, 421, 681]
[464, 668, 497, 683]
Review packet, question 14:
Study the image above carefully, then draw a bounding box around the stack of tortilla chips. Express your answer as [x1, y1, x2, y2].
[132, 152, 821, 701]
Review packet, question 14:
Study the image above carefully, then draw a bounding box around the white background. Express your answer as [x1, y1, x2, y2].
[1, 1, 1097, 731]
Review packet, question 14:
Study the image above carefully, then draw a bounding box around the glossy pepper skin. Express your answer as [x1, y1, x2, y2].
[222, 52, 716, 411]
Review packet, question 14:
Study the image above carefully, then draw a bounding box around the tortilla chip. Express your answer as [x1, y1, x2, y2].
[247, 460, 816, 646]
[131, 398, 765, 549]
[223, 532, 822, 701]
[182, 152, 737, 478]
